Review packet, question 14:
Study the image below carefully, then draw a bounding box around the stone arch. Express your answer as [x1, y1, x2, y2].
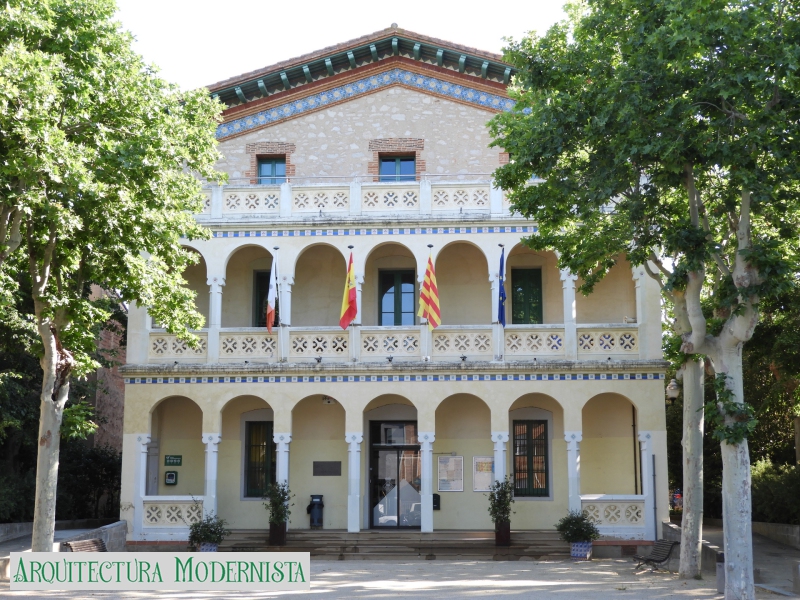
[148, 396, 204, 497]
[222, 244, 275, 328]
[434, 240, 491, 325]
[363, 241, 417, 326]
[581, 392, 639, 495]
[292, 243, 347, 326]
[506, 244, 563, 324]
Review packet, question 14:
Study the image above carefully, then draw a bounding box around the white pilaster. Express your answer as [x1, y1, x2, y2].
[133, 434, 151, 540]
[419, 179, 432, 214]
[490, 184, 504, 215]
[560, 270, 578, 360]
[210, 185, 223, 219]
[274, 433, 292, 485]
[279, 182, 292, 217]
[349, 181, 362, 215]
[207, 276, 225, 363]
[202, 433, 222, 517]
[345, 432, 363, 532]
[491, 431, 509, 482]
[354, 273, 364, 326]
[638, 430, 656, 540]
[127, 301, 150, 364]
[632, 265, 662, 359]
[419, 432, 435, 533]
[279, 276, 293, 326]
[565, 431, 582, 513]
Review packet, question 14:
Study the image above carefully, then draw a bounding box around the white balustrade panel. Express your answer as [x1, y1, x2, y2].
[292, 186, 349, 213]
[148, 332, 208, 362]
[504, 326, 566, 358]
[142, 497, 203, 528]
[581, 494, 647, 539]
[430, 183, 490, 211]
[361, 184, 420, 212]
[219, 329, 278, 361]
[200, 190, 211, 214]
[289, 328, 349, 358]
[360, 327, 421, 360]
[576, 327, 638, 356]
[431, 327, 493, 359]
[222, 187, 280, 215]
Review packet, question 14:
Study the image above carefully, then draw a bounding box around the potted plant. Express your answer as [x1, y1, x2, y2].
[555, 510, 600, 561]
[487, 476, 515, 546]
[263, 481, 293, 546]
[188, 512, 231, 552]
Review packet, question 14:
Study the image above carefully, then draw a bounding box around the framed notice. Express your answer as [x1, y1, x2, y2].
[438, 456, 464, 492]
[473, 456, 495, 491]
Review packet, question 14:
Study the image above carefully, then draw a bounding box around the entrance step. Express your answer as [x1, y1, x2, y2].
[218, 529, 570, 560]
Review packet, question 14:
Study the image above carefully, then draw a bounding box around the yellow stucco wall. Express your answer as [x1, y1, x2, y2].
[292, 245, 347, 327]
[436, 243, 491, 325]
[581, 393, 638, 494]
[153, 397, 205, 496]
[221, 246, 273, 328]
[288, 396, 348, 529]
[576, 257, 637, 324]
[216, 87, 504, 181]
[506, 247, 563, 324]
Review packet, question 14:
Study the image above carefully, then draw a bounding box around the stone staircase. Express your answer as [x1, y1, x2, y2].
[219, 529, 570, 560]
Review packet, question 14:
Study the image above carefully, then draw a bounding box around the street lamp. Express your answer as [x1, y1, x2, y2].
[665, 378, 680, 402]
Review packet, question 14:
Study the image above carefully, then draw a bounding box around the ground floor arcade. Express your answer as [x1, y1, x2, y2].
[119, 366, 668, 543]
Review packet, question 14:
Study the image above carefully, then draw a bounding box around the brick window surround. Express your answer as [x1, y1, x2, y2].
[499, 152, 510, 165]
[368, 138, 425, 182]
[246, 142, 296, 184]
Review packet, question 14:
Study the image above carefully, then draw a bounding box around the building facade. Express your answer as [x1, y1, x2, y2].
[119, 26, 669, 544]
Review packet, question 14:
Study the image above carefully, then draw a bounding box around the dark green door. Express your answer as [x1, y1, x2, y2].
[379, 270, 415, 326]
[511, 268, 543, 324]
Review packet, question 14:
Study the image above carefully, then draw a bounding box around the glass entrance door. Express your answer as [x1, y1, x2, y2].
[369, 422, 421, 528]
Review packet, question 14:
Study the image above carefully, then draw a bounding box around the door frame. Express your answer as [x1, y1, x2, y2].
[368, 420, 421, 529]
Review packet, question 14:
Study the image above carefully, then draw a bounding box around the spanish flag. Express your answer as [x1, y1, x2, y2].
[417, 255, 441, 330]
[339, 252, 358, 329]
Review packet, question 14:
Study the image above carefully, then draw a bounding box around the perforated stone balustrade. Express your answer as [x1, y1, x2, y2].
[148, 333, 208, 362]
[142, 498, 203, 528]
[222, 187, 280, 215]
[360, 327, 421, 361]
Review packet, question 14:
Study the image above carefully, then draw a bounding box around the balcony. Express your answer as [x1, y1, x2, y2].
[198, 176, 512, 221]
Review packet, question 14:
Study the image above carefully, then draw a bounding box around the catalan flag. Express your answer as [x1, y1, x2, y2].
[339, 252, 358, 329]
[417, 254, 441, 330]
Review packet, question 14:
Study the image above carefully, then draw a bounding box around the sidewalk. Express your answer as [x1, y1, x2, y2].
[0, 557, 782, 599]
[703, 524, 800, 596]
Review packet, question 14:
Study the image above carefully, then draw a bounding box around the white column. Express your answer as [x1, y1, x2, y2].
[202, 433, 221, 517]
[346, 432, 363, 532]
[565, 431, 582, 513]
[560, 270, 578, 360]
[132, 434, 151, 540]
[639, 431, 656, 540]
[127, 301, 150, 364]
[279, 182, 292, 217]
[349, 181, 362, 216]
[207, 276, 225, 363]
[278, 277, 293, 361]
[419, 432, 435, 533]
[632, 265, 662, 359]
[274, 433, 292, 485]
[211, 185, 223, 219]
[490, 184, 504, 215]
[491, 431, 509, 482]
[418, 273, 433, 360]
[419, 179, 432, 214]
[354, 273, 364, 325]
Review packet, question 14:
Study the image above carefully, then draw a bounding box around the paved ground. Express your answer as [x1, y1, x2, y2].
[0, 530, 94, 556]
[0, 557, 784, 599]
[703, 525, 800, 596]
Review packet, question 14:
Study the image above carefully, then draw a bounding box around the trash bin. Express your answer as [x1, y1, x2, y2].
[716, 552, 725, 594]
[307, 495, 324, 529]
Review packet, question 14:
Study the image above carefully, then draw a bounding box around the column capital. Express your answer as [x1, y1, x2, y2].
[564, 430, 583, 445]
[637, 430, 652, 446]
[491, 431, 509, 443]
[136, 434, 152, 448]
[280, 275, 295, 287]
[274, 432, 292, 447]
[345, 432, 364, 446]
[207, 275, 226, 288]
[560, 269, 578, 285]
[202, 433, 222, 446]
[631, 264, 648, 283]
[419, 431, 435, 449]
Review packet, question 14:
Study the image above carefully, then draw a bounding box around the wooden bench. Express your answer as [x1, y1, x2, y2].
[63, 538, 107, 552]
[633, 540, 678, 570]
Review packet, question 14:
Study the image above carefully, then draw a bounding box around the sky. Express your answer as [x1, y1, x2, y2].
[114, 0, 567, 90]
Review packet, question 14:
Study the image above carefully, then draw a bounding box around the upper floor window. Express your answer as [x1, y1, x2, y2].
[258, 157, 286, 185]
[379, 270, 415, 326]
[379, 156, 415, 182]
[511, 268, 543, 324]
[513, 420, 549, 497]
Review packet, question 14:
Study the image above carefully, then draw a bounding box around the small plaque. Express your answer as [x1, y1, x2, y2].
[164, 471, 178, 485]
[164, 455, 182, 466]
[313, 461, 341, 476]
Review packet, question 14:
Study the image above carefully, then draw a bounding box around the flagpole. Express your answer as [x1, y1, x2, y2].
[273, 246, 281, 327]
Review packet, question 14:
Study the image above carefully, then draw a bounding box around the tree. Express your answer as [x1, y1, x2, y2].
[0, 0, 222, 551]
[490, 1, 800, 598]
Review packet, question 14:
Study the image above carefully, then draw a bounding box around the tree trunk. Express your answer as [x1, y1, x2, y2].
[679, 357, 704, 579]
[716, 346, 755, 600]
[30, 325, 73, 553]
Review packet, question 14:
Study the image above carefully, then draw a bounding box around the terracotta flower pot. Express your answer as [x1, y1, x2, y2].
[269, 522, 287, 546]
[495, 521, 511, 546]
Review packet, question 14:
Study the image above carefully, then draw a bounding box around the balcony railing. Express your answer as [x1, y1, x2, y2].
[146, 324, 641, 365]
[198, 177, 509, 219]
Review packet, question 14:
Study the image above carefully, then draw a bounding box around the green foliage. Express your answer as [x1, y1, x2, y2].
[751, 459, 800, 526]
[487, 476, 515, 523]
[60, 401, 97, 440]
[705, 373, 758, 445]
[55, 441, 121, 520]
[555, 510, 600, 543]
[188, 509, 231, 546]
[263, 482, 294, 525]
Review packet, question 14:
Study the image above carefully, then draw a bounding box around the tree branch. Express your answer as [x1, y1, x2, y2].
[685, 164, 699, 228]
[680, 269, 710, 354]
